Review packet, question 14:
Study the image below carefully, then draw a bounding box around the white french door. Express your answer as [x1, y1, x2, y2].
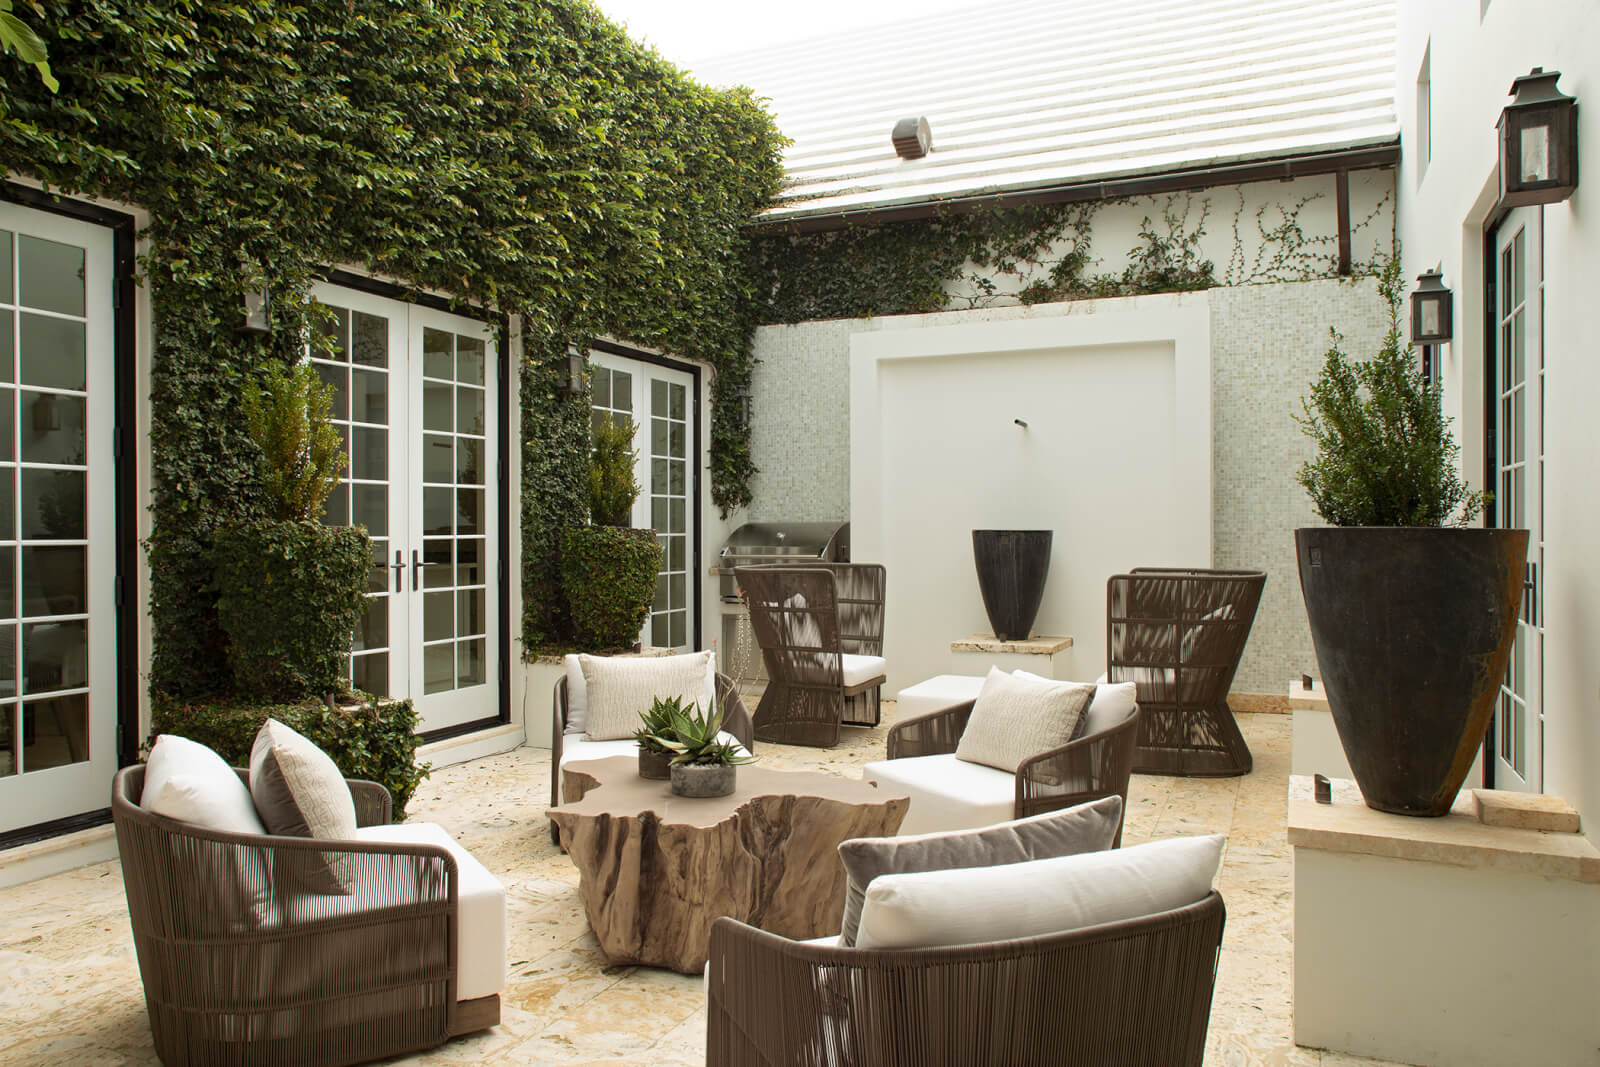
[588, 351, 696, 652]
[1491, 207, 1543, 793]
[311, 283, 499, 735]
[0, 201, 118, 836]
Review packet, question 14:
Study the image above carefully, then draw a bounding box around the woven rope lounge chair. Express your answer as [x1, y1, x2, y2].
[706, 890, 1226, 1066]
[865, 689, 1140, 843]
[112, 764, 501, 1067]
[1107, 567, 1267, 777]
[736, 563, 887, 748]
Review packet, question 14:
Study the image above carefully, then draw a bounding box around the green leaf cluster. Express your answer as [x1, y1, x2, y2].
[588, 413, 641, 527]
[243, 359, 345, 523]
[0, 0, 57, 92]
[148, 693, 429, 819]
[1295, 258, 1488, 527]
[0, 1, 783, 689]
[559, 525, 662, 651]
[211, 519, 372, 701]
[642, 696, 752, 767]
[633, 694, 689, 755]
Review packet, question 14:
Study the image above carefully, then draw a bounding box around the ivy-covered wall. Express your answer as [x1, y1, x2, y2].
[0, 0, 783, 686]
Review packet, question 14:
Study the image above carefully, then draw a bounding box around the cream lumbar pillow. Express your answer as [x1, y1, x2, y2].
[855, 833, 1226, 951]
[953, 667, 1094, 773]
[250, 718, 359, 893]
[580, 650, 716, 741]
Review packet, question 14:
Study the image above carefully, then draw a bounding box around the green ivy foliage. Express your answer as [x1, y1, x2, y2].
[560, 525, 662, 651]
[148, 694, 429, 819]
[0, 1, 783, 687]
[212, 520, 372, 701]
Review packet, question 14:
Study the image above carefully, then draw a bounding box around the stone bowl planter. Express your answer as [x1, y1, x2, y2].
[637, 747, 672, 781]
[670, 762, 736, 798]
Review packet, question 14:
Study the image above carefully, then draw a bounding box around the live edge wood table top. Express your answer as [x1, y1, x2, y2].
[548, 756, 909, 974]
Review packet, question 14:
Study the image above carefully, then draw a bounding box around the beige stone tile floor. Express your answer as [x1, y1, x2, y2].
[0, 706, 1406, 1066]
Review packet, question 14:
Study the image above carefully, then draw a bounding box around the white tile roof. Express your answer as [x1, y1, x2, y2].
[690, 0, 1398, 225]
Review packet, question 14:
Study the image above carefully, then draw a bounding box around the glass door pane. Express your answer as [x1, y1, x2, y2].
[0, 202, 117, 836]
[649, 377, 691, 650]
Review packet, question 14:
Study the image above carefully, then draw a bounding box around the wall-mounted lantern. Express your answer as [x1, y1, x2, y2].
[1410, 269, 1453, 345]
[732, 386, 753, 428]
[237, 284, 271, 335]
[562, 346, 587, 394]
[1497, 67, 1578, 209]
[31, 393, 60, 433]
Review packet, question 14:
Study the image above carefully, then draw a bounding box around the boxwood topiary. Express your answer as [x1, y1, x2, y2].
[148, 694, 429, 820]
[212, 519, 372, 702]
[561, 526, 663, 651]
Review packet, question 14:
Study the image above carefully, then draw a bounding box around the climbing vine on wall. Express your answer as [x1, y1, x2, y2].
[0, 0, 784, 680]
[750, 186, 1393, 324]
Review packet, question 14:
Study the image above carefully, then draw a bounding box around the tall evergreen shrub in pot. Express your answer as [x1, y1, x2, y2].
[213, 361, 371, 701]
[562, 415, 662, 650]
[1295, 260, 1526, 816]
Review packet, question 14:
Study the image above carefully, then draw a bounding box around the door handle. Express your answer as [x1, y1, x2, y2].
[413, 548, 423, 590]
[392, 550, 405, 593]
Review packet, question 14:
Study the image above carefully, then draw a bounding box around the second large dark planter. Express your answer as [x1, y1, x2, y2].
[1296, 526, 1528, 816]
[972, 530, 1053, 641]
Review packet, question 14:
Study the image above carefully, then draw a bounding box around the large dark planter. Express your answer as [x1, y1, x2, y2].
[1296, 526, 1528, 816]
[972, 530, 1053, 641]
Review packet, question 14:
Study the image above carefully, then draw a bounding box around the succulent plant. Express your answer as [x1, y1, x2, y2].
[643, 697, 753, 767]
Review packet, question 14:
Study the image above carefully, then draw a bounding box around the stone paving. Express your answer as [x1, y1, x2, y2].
[0, 707, 1403, 1065]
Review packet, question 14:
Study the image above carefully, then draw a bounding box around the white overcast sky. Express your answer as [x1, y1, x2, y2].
[590, 0, 975, 67]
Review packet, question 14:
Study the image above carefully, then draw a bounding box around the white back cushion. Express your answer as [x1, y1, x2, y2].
[855, 833, 1225, 950]
[142, 734, 265, 835]
[566, 650, 717, 736]
[580, 650, 717, 741]
[1014, 672, 1137, 738]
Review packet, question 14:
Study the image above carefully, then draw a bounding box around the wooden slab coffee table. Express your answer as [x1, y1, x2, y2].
[549, 756, 908, 974]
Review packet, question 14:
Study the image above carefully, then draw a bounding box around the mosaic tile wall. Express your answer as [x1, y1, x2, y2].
[745, 277, 1389, 694]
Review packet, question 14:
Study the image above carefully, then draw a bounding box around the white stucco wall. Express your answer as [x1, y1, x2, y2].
[745, 275, 1389, 695]
[1396, 1, 1600, 831]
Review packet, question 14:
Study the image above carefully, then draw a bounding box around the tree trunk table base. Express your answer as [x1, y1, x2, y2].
[549, 757, 908, 974]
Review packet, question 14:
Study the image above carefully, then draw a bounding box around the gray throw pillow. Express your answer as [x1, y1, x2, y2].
[836, 794, 1123, 947]
[250, 718, 359, 894]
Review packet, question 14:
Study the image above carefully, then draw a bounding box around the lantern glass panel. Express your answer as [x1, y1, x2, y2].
[1520, 122, 1551, 183]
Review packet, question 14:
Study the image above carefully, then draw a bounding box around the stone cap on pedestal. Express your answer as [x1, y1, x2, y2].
[951, 634, 1072, 655]
[1287, 774, 1600, 884]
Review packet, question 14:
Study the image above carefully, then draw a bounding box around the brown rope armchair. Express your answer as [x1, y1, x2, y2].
[112, 765, 500, 1067]
[1107, 567, 1267, 777]
[706, 890, 1226, 1066]
[871, 692, 1140, 844]
[736, 563, 887, 748]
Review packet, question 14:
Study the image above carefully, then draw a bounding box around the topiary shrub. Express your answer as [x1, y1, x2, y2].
[212, 359, 371, 700]
[149, 694, 430, 820]
[561, 525, 663, 651]
[589, 414, 641, 527]
[213, 520, 372, 700]
[1296, 258, 1489, 527]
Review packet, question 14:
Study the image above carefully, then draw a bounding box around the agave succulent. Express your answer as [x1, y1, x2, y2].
[651, 697, 753, 767]
[634, 696, 686, 755]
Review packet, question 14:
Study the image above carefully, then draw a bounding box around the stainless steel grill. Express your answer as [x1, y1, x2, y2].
[714, 521, 850, 681]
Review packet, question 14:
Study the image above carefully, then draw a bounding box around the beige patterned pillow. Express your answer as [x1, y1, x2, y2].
[954, 667, 1094, 773]
[250, 718, 359, 894]
[580, 650, 715, 741]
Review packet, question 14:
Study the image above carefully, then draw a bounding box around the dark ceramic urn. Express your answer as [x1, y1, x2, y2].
[1295, 526, 1528, 816]
[972, 530, 1053, 642]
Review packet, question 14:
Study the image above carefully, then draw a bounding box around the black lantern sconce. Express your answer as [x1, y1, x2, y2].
[31, 393, 60, 433]
[1498, 67, 1578, 209]
[562, 346, 587, 394]
[237, 284, 271, 336]
[1410, 269, 1453, 346]
[732, 386, 753, 428]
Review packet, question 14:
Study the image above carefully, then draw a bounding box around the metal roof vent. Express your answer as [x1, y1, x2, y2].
[891, 116, 932, 160]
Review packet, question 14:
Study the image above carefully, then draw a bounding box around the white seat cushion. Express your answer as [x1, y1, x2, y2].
[895, 675, 986, 719]
[841, 654, 886, 687]
[855, 833, 1225, 950]
[862, 754, 1015, 835]
[349, 823, 507, 1001]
